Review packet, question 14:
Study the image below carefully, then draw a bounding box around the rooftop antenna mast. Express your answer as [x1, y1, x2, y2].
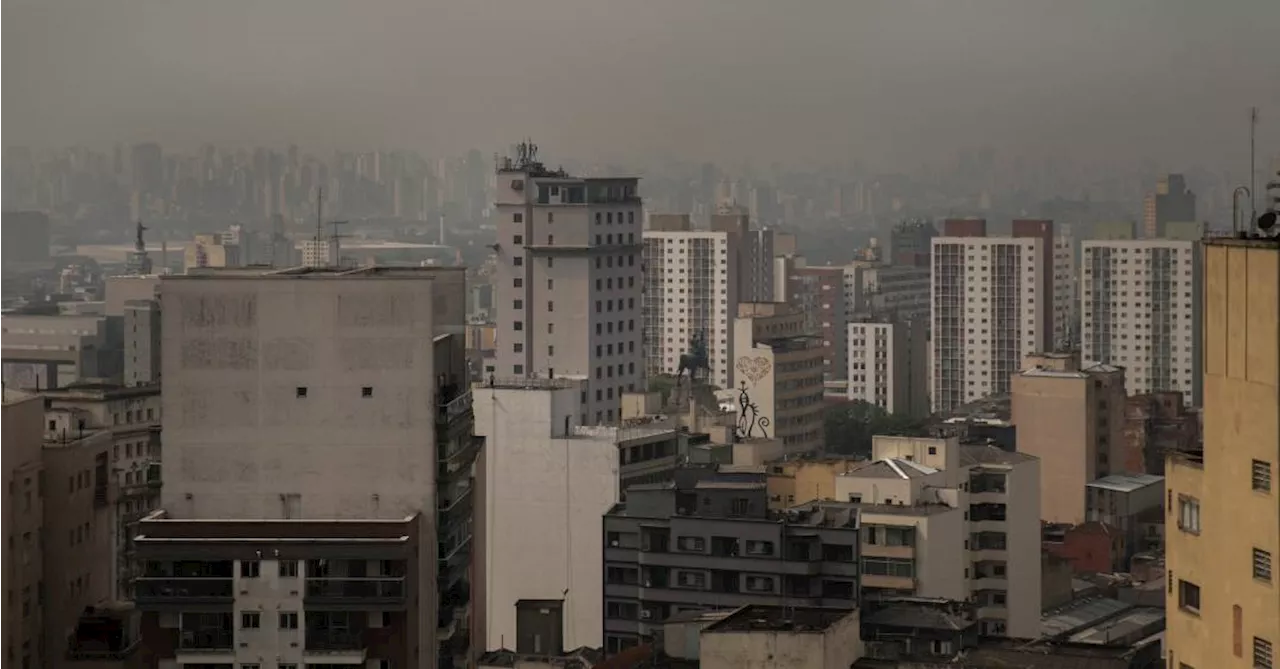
[329, 220, 349, 267]
[315, 186, 325, 247]
[1250, 107, 1259, 234]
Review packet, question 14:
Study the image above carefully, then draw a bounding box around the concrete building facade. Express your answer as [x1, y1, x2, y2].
[471, 377, 622, 654]
[787, 266, 848, 382]
[602, 469, 861, 654]
[1081, 239, 1202, 405]
[642, 216, 738, 389]
[492, 149, 644, 425]
[930, 236, 1047, 413]
[732, 303, 825, 455]
[830, 436, 1042, 639]
[2, 389, 46, 669]
[1142, 173, 1196, 239]
[1165, 237, 1278, 669]
[1010, 353, 1127, 525]
[144, 265, 471, 669]
[846, 318, 929, 418]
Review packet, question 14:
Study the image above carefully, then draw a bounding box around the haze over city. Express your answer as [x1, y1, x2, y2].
[5, 0, 1279, 170]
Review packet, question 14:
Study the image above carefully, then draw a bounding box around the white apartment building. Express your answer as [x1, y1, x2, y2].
[846, 319, 929, 418]
[831, 435, 1042, 639]
[1080, 239, 1201, 405]
[492, 147, 644, 425]
[299, 239, 338, 268]
[472, 377, 637, 653]
[1053, 233, 1077, 350]
[642, 221, 738, 389]
[930, 236, 1046, 413]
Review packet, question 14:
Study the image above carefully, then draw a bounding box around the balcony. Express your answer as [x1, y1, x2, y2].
[66, 636, 140, 661]
[304, 578, 406, 608]
[305, 629, 367, 662]
[862, 543, 915, 560]
[439, 530, 472, 569]
[134, 577, 233, 606]
[861, 574, 916, 591]
[174, 630, 235, 664]
[437, 389, 473, 427]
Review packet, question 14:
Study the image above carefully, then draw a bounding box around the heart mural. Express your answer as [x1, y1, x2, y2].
[735, 355, 772, 386]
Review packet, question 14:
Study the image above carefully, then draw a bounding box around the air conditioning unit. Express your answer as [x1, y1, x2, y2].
[639, 611, 653, 620]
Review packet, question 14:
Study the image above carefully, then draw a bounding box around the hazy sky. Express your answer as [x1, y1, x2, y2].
[5, 0, 1278, 170]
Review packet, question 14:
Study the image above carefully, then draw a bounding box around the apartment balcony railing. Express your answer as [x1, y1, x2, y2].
[437, 390, 473, 427]
[439, 531, 472, 568]
[134, 577, 233, 605]
[304, 577, 406, 606]
[304, 629, 367, 652]
[177, 630, 234, 652]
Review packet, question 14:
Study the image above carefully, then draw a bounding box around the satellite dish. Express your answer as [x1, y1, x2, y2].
[1258, 211, 1277, 232]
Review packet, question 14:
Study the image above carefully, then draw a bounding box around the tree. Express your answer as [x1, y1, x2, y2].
[824, 401, 929, 457]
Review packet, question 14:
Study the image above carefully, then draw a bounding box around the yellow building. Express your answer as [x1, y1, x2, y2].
[1165, 238, 1278, 669]
[766, 457, 869, 509]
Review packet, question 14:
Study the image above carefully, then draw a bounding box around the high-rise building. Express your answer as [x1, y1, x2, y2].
[1142, 173, 1196, 239]
[711, 207, 775, 303]
[1165, 237, 1278, 669]
[1010, 353, 1127, 525]
[137, 265, 472, 669]
[1081, 239, 1202, 405]
[492, 144, 644, 425]
[642, 215, 738, 388]
[787, 266, 848, 381]
[888, 219, 937, 268]
[2, 389, 45, 669]
[1052, 231, 1077, 350]
[846, 317, 929, 417]
[930, 235, 1047, 413]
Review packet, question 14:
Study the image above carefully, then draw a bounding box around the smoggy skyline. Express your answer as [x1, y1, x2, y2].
[4, 0, 1279, 172]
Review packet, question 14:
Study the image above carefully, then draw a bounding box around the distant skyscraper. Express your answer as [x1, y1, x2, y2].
[931, 235, 1048, 413]
[1143, 173, 1196, 238]
[492, 143, 644, 425]
[1081, 239, 1202, 405]
[129, 142, 163, 195]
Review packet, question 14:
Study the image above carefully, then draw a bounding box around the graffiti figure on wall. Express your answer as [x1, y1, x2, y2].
[735, 381, 771, 439]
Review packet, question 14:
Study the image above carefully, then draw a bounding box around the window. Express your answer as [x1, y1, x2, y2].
[240, 560, 261, 578]
[677, 536, 705, 552]
[361, 387, 373, 398]
[1177, 579, 1200, 613]
[745, 576, 774, 592]
[240, 611, 261, 628]
[513, 364, 524, 375]
[1254, 460, 1273, 492]
[295, 387, 307, 398]
[513, 256, 523, 266]
[279, 611, 299, 629]
[1254, 548, 1273, 582]
[514, 321, 523, 331]
[513, 299, 523, 310]
[242, 665, 261, 669]
[1256, 637, 1274, 669]
[278, 560, 299, 578]
[676, 571, 707, 589]
[513, 213, 523, 223]
[1178, 496, 1201, 533]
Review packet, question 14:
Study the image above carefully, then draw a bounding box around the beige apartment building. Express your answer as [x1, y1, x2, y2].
[41, 383, 162, 601]
[3, 389, 46, 669]
[1011, 352, 1127, 525]
[766, 456, 869, 510]
[1165, 237, 1278, 669]
[732, 303, 825, 455]
[826, 435, 1042, 639]
[39, 423, 116, 662]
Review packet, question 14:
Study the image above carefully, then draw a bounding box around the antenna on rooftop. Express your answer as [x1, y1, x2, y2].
[315, 186, 325, 247]
[329, 220, 348, 266]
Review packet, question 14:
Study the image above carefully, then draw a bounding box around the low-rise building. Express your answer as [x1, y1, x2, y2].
[602, 468, 861, 654]
[700, 605, 863, 669]
[1121, 392, 1200, 475]
[1086, 474, 1164, 562]
[830, 436, 1042, 639]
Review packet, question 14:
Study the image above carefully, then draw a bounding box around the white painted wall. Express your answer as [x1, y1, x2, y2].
[473, 382, 620, 652]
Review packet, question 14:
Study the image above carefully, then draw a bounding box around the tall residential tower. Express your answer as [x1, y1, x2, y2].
[492, 143, 644, 425]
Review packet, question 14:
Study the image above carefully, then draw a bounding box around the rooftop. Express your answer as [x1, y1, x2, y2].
[845, 458, 938, 480]
[804, 499, 955, 518]
[959, 444, 1037, 467]
[703, 605, 855, 634]
[169, 265, 465, 279]
[862, 600, 976, 631]
[1203, 234, 1280, 249]
[1087, 473, 1164, 493]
